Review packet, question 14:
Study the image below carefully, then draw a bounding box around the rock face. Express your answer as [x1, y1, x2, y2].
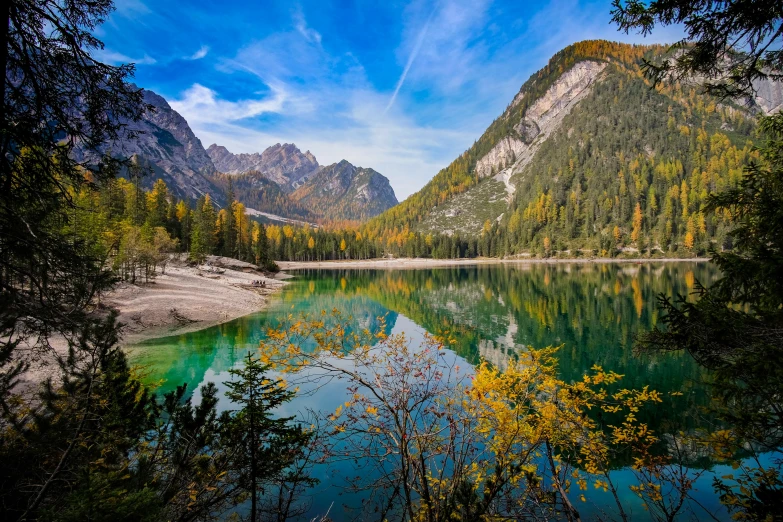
[474, 137, 526, 180]
[291, 160, 398, 221]
[475, 60, 606, 180]
[80, 87, 400, 222]
[77, 88, 221, 201]
[752, 77, 783, 114]
[422, 59, 608, 236]
[207, 143, 320, 191]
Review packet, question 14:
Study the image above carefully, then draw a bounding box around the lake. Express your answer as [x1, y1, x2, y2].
[127, 262, 740, 520]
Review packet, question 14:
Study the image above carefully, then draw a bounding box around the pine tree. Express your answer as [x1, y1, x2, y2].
[234, 202, 247, 261]
[146, 179, 169, 228]
[222, 353, 311, 522]
[190, 196, 212, 262]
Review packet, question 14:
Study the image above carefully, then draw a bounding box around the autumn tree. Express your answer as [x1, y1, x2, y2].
[683, 231, 694, 250]
[631, 201, 643, 243]
[234, 201, 249, 261]
[612, 0, 783, 98]
[256, 311, 717, 521]
[617, 0, 783, 516]
[223, 181, 237, 257]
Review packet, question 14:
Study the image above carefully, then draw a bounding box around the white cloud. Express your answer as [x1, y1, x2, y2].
[192, 12, 473, 199]
[186, 45, 210, 60]
[396, 0, 494, 94]
[92, 48, 156, 65]
[293, 7, 322, 44]
[169, 84, 287, 125]
[185, 103, 473, 202]
[164, 0, 686, 200]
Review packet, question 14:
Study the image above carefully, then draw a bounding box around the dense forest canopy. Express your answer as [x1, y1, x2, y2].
[2, 0, 783, 520]
[362, 40, 762, 259]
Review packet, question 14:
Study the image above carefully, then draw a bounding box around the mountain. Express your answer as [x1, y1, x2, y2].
[364, 40, 781, 256]
[206, 143, 320, 191]
[75, 88, 222, 202]
[211, 171, 313, 222]
[207, 143, 397, 222]
[291, 160, 399, 221]
[81, 87, 397, 223]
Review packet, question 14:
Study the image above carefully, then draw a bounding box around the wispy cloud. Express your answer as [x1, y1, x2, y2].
[167, 8, 471, 199]
[113, 0, 151, 18]
[384, 11, 433, 114]
[92, 48, 156, 65]
[185, 45, 210, 60]
[399, 0, 494, 93]
[109, 0, 686, 200]
[293, 7, 322, 44]
[169, 83, 287, 124]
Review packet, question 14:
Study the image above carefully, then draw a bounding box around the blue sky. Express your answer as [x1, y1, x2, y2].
[97, 0, 682, 199]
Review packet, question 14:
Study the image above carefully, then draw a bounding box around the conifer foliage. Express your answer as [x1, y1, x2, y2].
[0, 2, 313, 521]
[222, 353, 313, 522]
[363, 40, 761, 258]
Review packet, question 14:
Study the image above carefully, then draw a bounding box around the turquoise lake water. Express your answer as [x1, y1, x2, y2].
[127, 262, 753, 521]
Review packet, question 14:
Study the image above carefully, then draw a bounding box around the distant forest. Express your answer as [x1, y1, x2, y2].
[361, 40, 760, 259]
[55, 43, 770, 271]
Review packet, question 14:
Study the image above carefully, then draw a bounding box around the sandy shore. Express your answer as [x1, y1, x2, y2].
[17, 257, 284, 388]
[277, 257, 709, 270]
[107, 256, 285, 346]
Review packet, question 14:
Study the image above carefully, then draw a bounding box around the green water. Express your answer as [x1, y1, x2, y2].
[127, 262, 731, 520]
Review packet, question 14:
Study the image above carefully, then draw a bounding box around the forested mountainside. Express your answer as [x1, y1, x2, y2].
[363, 40, 777, 256]
[209, 172, 314, 222]
[291, 160, 399, 221]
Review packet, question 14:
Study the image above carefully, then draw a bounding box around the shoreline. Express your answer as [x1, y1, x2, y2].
[277, 256, 710, 270]
[110, 257, 286, 346]
[20, 257, 285, 387]
[113, 255, 707, 342]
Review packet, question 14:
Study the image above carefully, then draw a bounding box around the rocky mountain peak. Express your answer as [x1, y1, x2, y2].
[74, 86, 220, 202]
[87, 88, 399, 222]
[207, 142, 320, 191]
[291, 160, 398, 221]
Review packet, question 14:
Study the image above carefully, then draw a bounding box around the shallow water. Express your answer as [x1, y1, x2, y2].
[127, 262, 740, 520]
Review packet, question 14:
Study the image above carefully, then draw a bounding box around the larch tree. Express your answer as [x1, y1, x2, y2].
[614, 0, 783, 517]
[631, 201, 643, 243]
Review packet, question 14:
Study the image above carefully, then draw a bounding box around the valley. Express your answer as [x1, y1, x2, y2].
[82, 40, 783, 262]
[4, 1, 783, 521]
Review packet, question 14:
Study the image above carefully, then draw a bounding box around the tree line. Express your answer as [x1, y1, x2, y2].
[2, 0, 781, 520]
[360, 39, 761, 259]
[71, 174, 399, 274]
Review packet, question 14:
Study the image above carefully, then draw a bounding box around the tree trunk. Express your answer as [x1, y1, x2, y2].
[249, 352, 257, 522]
[546, 440, 581, 522]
